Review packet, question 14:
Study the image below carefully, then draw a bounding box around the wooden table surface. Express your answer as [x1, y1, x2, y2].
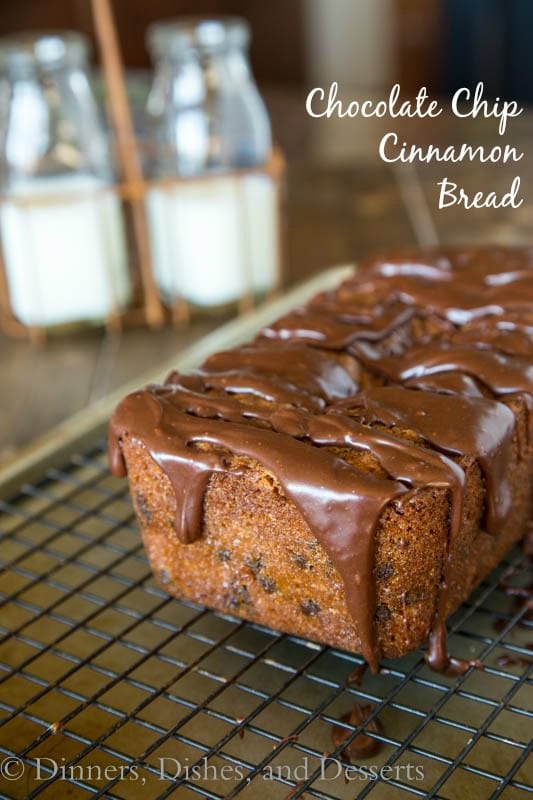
[2, 86, 533, 466]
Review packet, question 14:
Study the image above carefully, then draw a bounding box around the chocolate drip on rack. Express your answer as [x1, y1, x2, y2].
[331, 703, 383, 760]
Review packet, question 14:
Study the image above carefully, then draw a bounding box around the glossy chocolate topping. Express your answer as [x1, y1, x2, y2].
[352, 246, 533, 325]
[263, 247, 533, 351]
[334, 385, 516, 532]
[358, 342, 533, 397]
[450, 313, 533, 357]
[262, 301, 420, 350]
[109, 246, 533, 676]
[167, 343, 360, 412]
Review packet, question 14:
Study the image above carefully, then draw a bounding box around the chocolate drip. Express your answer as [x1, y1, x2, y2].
[334, 384, 517, 676]
[346, 663, 367, 687]
[109, 245, 533, 677]
[331, 703, 383, 760]
[425, 618, 483, 676]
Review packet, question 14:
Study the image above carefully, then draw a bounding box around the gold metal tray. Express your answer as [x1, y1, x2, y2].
[0, 267, 531, 799]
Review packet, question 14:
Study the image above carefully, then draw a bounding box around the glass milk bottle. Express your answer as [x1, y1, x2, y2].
[0, 32, 130, 329]
[145, 17, 280, 309]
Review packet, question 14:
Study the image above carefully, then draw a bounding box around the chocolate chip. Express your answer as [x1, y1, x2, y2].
[245, 557, 263, 575]
[376, 563, 394, 580]
[375, 604, 391, 622]
[227, 585, 251, 608]
[258, 576, 277, 594]
[135, 491, 152, 523]
[405, 588, 422, 605]
[293, 554, 309, 569]
[301, 599, 320, 616]
[216, 549, 232, 562]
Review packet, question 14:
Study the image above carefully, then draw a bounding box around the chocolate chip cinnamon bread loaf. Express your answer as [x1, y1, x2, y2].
[109, 247, 533, 674]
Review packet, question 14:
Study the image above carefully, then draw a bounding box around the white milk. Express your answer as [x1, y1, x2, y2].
[147, 173, 279, 307]
[0, 173, 130, 327]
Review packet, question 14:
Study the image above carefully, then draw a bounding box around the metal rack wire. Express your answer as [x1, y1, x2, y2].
[0, 437, 531, 800]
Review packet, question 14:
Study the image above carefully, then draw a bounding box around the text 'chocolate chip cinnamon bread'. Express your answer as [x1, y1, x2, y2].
[109, 247, 533, 674]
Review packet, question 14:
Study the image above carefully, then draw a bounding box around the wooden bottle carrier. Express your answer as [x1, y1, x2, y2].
[0, 0, 285, 342]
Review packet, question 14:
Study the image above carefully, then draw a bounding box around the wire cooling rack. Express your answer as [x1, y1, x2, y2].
[0, 444, 531, 800]
[0, 270, 531, 800]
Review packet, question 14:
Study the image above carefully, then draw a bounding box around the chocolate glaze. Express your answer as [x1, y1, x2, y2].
[331, 703, 383, 760]
[109, 383, 467, 671]
[109, 246, 533, 677]
[332, 384, 517, 675]
[350, 245, 533, 326]
[262, 301, 420, 350]
[263, 247, 533, 353]
[169, 343, 360, 412]
[333, 385, 516, 532]
[358, 342, 533, 397]
[450, 313, 533, 357]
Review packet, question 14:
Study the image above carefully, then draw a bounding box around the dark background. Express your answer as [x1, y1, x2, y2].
[0, 0, 308, 84]
[1, 0, 533, 100]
